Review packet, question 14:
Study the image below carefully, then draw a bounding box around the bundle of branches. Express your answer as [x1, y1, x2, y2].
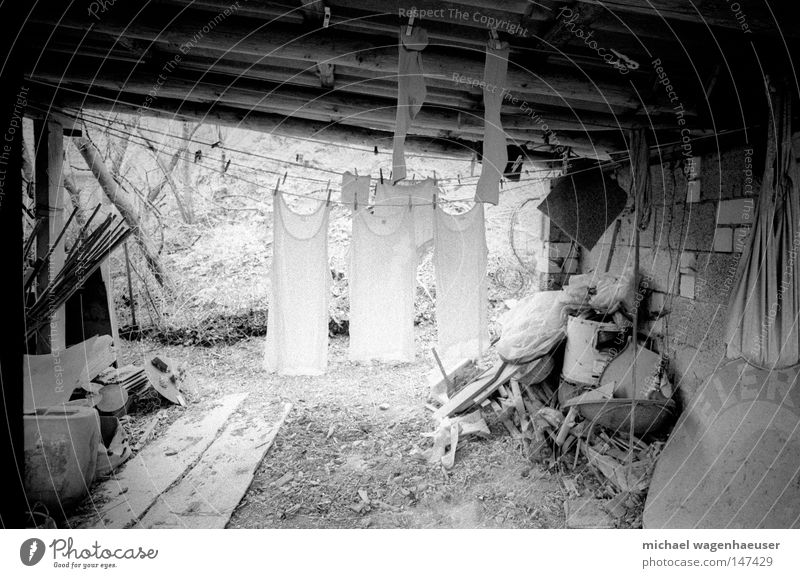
[26, 206, 131, 340]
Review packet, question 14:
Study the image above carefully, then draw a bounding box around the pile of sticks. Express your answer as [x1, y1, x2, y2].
[26, 205, 131, 339]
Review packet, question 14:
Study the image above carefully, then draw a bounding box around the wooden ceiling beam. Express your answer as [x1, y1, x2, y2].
[30, 60, 682, 133]
[38, 13, 645, 109]
[570, 0, 789, 36]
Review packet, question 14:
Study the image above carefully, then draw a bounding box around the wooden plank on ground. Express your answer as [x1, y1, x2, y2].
[432, 361, 507, 420]
[136, 401, 292, 528]
[80, 393, 247, 528]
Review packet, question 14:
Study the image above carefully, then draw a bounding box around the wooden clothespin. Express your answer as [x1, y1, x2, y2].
[374, 145, 379, 155]
[489, 29, 500, 49]
[273, 178, 280, 197]
[406, 8, 416, 36]
[325, 180, 332, 206]
[283, 170, 288, 184]
[457, 173, 461, 184]
[379, 168, 384, 184]
[433, 190, 437, 210]
[354, 168, 358, 176]
[323, 6, 331, 28]
[512, 155, 523, 172]
[433, 170, 437, 186]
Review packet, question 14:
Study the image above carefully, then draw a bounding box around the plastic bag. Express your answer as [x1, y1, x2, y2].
[496, 291, 568, 363]
[589, 263, 636, 313]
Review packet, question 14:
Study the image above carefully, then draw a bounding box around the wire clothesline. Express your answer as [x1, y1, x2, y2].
[30, 75, 751, 187]
[44, 105, 583, 205]
[63, 104, 568, 185]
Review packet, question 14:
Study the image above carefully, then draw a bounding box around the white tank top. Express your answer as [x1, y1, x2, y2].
[434, 203, 489, 361]
[349, 206, 417, 362]
[264, 193, 330, 375]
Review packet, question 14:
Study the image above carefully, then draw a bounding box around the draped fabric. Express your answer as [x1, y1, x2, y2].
[475, 42, 510, 205]
[725, 81, 800, 367]
[374, 178, 437, 253]
[629, 129, 652, 230]
[264, 193, 330, 375]
[341, 171, 370, 208]
[392, 26, 428, 183]
[349, 206, 417, 362]
[434, 203, 489, 361]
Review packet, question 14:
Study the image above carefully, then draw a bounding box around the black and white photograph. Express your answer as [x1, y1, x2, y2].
[1, 0, 799, 574]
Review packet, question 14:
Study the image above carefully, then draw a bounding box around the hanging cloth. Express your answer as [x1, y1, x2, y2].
[475, 41, 510, 205]
[374, 178, 437, 253]
[341, 171, 370, 208]
[349, 206, 417, 362]
[264, 193, 330, 375]
[629, 128, 652, 230]
[392, 26, 428, 183]
[434, 203, 489, 361]
[725, 79, 800, 367]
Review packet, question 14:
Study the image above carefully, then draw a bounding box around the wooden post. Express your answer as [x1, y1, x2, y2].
[34, 117, 66, 354]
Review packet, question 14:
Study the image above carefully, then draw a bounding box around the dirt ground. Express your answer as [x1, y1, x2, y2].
[113, 325, 573, 529]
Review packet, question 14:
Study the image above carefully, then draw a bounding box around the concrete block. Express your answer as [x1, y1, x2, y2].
[548, 242, 574, 259]
[695, 252, 741, 304]
[717, 198, 754, 225]
[684, 202, 717, 251]
[679, 273, 696, 299]
[687, 179, 701, 203]
[713, 227, 734, 252]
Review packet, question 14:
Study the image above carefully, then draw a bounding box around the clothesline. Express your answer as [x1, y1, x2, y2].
[29, 78, 523, 165]
[69, 105, 579, 184]
[51, 104, 569, 189]
[53, 105, 544, 207]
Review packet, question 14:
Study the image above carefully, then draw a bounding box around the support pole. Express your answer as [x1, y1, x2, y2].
[34, 116, 66, 353]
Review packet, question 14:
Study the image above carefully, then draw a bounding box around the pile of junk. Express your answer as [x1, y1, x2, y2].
[23, 336, 190, 528]
[425, 266, 679, 526]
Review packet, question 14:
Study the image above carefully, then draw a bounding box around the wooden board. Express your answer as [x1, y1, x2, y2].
[136, 402, 292, 528]
[432, 361, 507, 420]
[24, 335, 114, 412]
[78, 393, 247, 528]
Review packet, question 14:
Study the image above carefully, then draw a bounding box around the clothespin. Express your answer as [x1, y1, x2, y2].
[354, 168, 358, 176]
[457, 173, 461, 184]
[325, 180, 332, 206]
[374, 145, 379, 155]
[283, 170, 288, 184]
[273, 178, 280, 197]
[470, 152, 476, 176]
[380, 168, 384, 184]
[433, 170, 437, 186]
[512, 155, 523, 172]
[323, 6, 331, 28]
[433, 190, 437, 210]
[406, 8, 416, 36]
[408, 193, 413, 210]
[489, 29, 500, 49]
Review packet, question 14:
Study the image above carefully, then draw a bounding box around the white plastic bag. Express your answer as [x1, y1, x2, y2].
[589, 263, 636, 313]
[496, 291, 568, 363]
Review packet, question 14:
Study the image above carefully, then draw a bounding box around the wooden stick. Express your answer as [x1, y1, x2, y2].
[431, 348, 454, 396]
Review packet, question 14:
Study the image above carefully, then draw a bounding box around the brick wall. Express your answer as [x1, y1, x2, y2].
[582, 145, 758, 400]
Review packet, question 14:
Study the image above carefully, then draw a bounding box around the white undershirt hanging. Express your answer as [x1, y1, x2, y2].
[434, 203, 489, 361]
[374, 178, 437, 254]
[349, 206, 417, 362]
[264, 193, 330, 375]
[341, 171, 370, 208]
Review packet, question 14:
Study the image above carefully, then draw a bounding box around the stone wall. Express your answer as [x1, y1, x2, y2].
[582, 144, 758, 400]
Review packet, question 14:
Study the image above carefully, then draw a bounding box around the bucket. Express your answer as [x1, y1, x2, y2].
[24, 405, 101, 514]
[562, 316, 622, 386]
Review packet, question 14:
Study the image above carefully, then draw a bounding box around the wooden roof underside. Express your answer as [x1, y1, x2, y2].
[24, 0, 798, 161]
